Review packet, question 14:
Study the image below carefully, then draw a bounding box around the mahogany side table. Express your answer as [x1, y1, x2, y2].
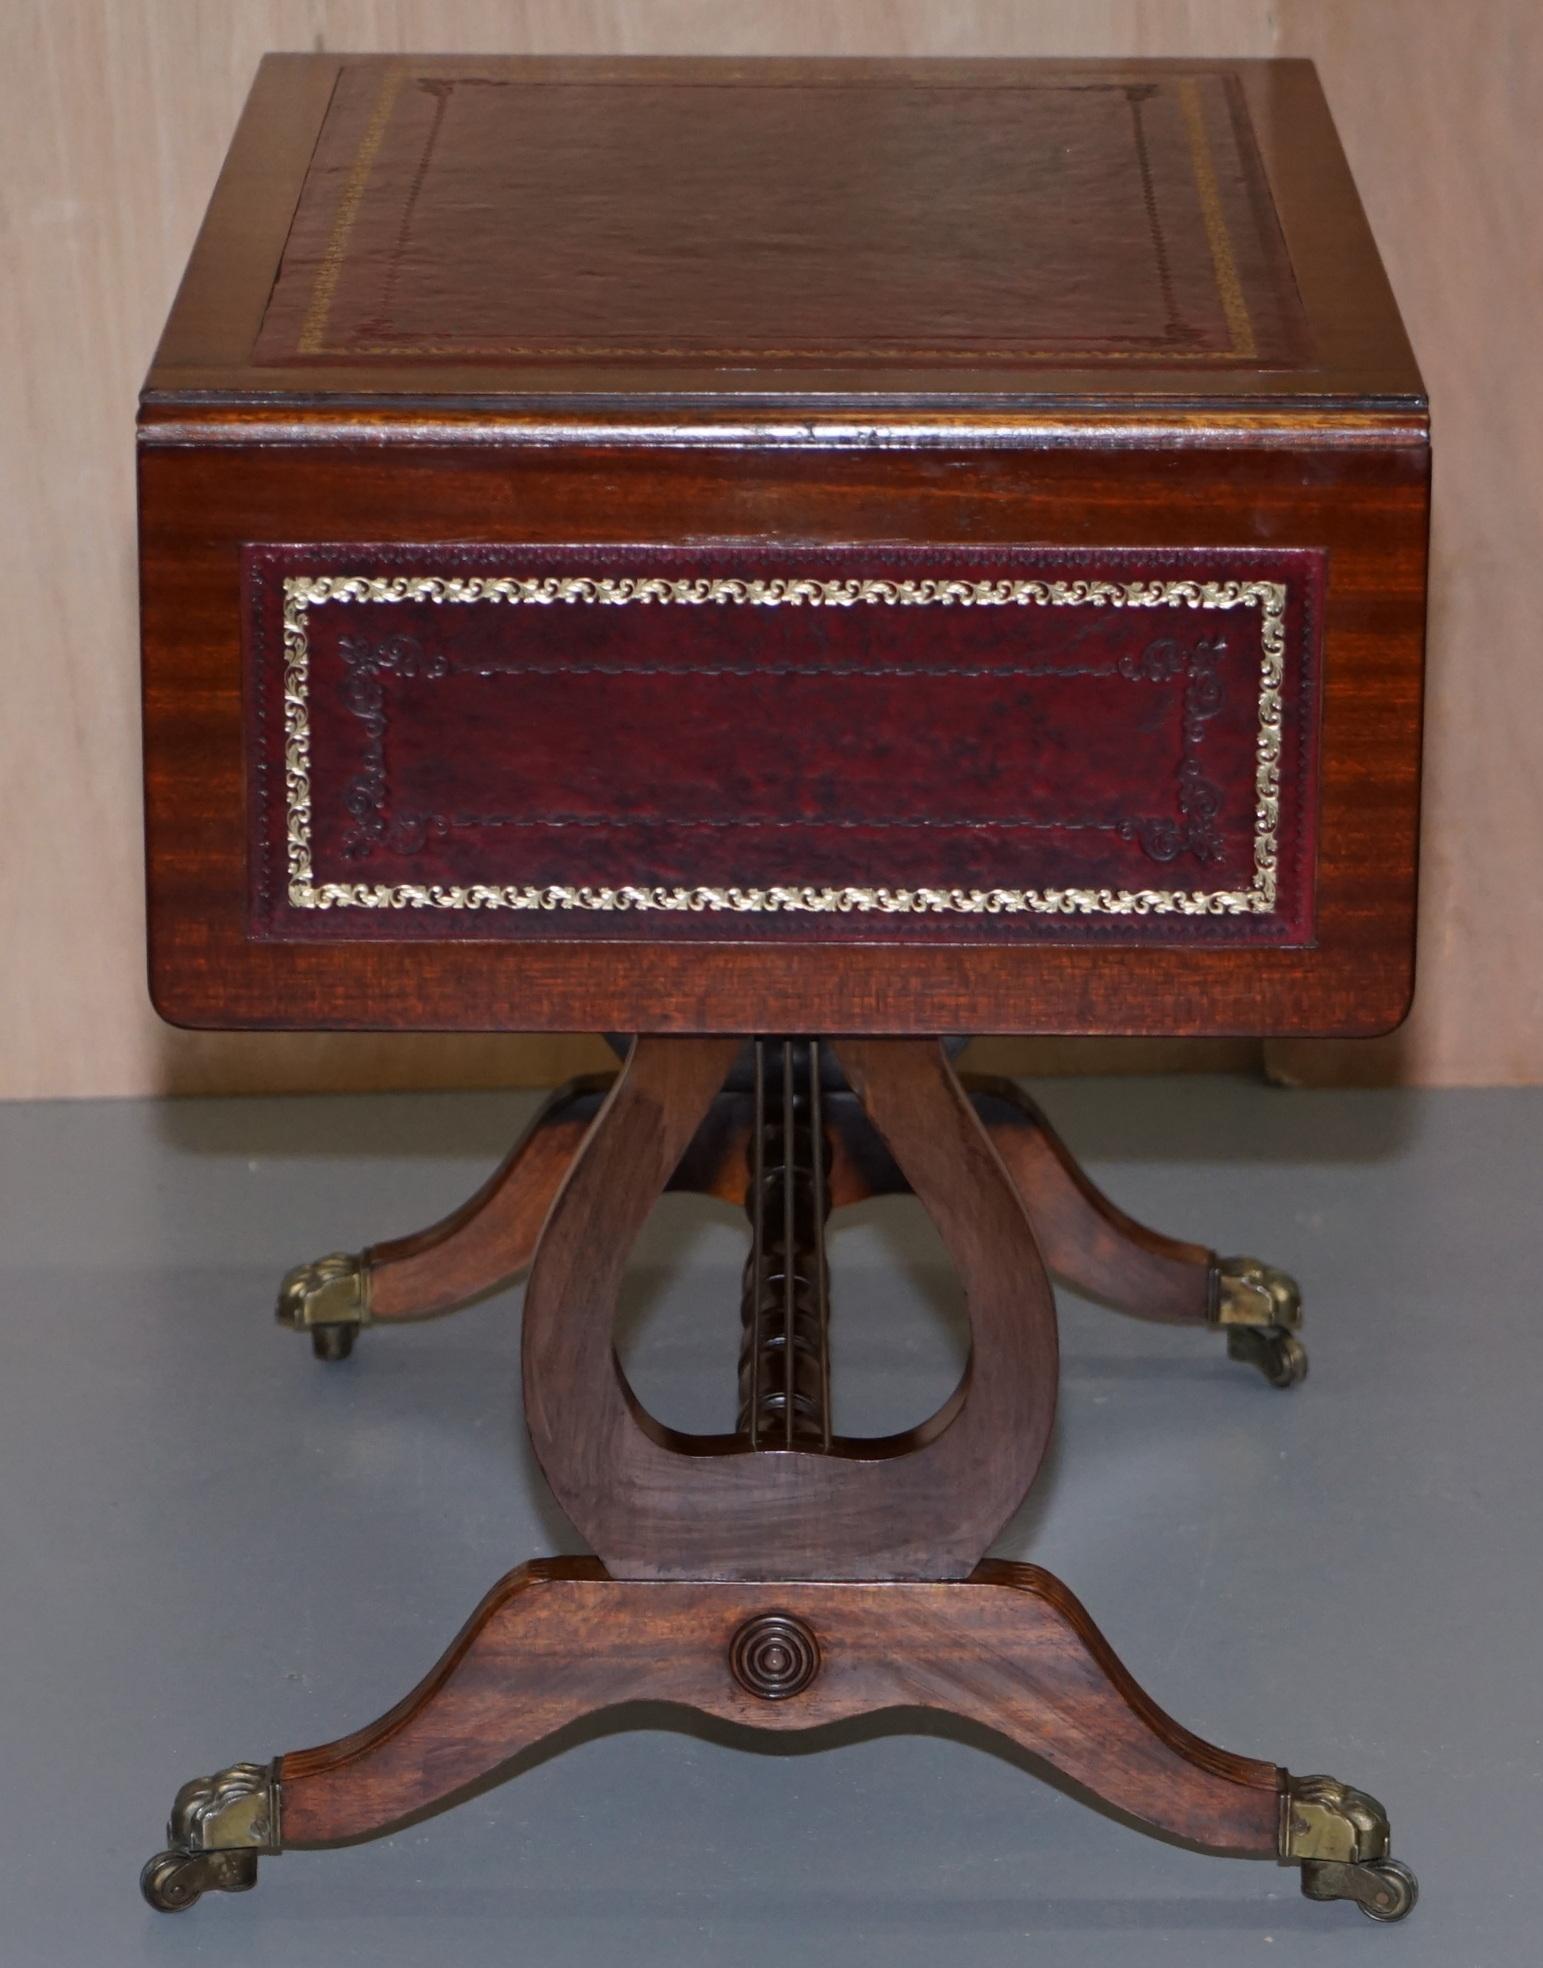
[137, 55, 1428, 1923]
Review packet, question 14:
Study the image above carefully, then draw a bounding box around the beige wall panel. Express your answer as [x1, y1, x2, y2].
[1264, 0, 1543, 1087]
[0, 1, 1533, 1094]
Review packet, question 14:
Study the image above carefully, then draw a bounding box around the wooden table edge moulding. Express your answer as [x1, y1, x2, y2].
[136, 54, 1428, 1926]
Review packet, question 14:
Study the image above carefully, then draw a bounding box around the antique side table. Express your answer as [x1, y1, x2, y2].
[137, 56, 1428, 1922]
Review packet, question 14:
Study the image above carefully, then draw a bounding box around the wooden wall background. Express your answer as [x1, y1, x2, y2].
[2, 1, 1537, 1097]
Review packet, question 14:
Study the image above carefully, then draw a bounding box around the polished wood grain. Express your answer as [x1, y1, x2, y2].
[963, 1077, 1213, 1321]
[133, 51, 1429, 1040]
[7, 2, 1533, 1088]
[823, 1074, 1216, 1321]
[139, 54, 1427, 1037]
[521, 1037, 1058, 1580]
[141, 435, 1427, 1038]
[278, 1557, 1285, 1854]
[366, 1075, 611, 1321]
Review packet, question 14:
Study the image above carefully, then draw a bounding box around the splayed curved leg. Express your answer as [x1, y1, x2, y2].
[275, 1074, 614, 1359]
[965, 1077, 1306, 1387]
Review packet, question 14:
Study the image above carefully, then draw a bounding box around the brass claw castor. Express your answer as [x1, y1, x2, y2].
[141, 1762, 279, 1913]
[1281, 1774, 1417, 1922]
[1213, 1255, 1308, 1388]
[276, 1251, 371, 1361]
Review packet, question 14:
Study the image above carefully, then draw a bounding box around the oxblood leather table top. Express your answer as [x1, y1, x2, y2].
[251, 63, 1310, 380]
[146, 54, 1420, 407]
[139, 56, 1428, 1038]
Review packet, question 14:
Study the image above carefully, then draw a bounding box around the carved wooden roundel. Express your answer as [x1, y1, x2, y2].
[730, 1614, 821, 1699]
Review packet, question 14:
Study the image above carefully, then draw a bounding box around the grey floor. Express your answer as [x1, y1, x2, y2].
[1, 1076, 1539, 1968]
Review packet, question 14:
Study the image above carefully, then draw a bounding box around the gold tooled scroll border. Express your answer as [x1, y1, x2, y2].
[278, 573, 1286, 917]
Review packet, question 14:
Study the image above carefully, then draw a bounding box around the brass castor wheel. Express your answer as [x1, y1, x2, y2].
[1301, 1855, 1419, 1922]
[140, 1851, 200, 1912]
[1214, 1257, 1306, 1389]
[140, 1848, 258, 1912]
[275, 1252, 370, 1360]
[1286, 1775, 1414, 1922]
[1227, 1324, 1309, 1389]
[143, 1761, 275, 1911]
[1357, 1858, 1420, 1922]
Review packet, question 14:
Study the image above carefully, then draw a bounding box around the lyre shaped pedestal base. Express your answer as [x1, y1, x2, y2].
[519, 1038, 1059, 1580]
[153, 1033, 1387, 1923]
[140, 1558, 1414, 1920]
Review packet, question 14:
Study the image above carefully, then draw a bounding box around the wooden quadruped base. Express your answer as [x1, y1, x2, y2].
[145, 1040, 1409, 1921]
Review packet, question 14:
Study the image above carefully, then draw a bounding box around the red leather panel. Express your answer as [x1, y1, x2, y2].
[245, 544, 1322, 948]
[253, 64, 1309, 372]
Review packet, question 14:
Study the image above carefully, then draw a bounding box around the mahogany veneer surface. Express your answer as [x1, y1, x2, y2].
[140, 54, 1428, 1036]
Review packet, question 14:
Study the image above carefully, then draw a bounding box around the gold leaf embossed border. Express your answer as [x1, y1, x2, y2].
[280, 574, 1286, 917]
